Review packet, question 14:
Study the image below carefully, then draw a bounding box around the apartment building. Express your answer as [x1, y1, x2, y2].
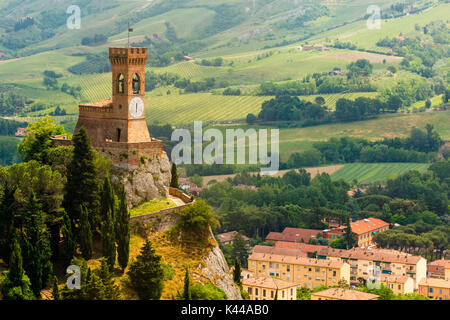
[418, 278, 450, 300]
[248, 250, 350, 290]
[323, 217, 389, 248]
[380, 275, 415, 294]
[242, 276, 297, 300]
[266, 227, 322, 244]
[311, 288, 379, 300]
[427, 259, 450, 280]
[316, 247, 426, 288]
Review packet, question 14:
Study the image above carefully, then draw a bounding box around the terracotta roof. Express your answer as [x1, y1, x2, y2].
[248, 252, 344, 269]
[418, 278, 450, 289]
[312, 288, 379, 300]
[380, 275, 411, 284]
[428, 260, 450, 269]
[217, 231, 249, 243]
[243, 276, 297, 290]
[317, 247, 422, 265]
[350, 218, 389, 235]
[274, 241, 326, 253]
[266, 228, 322, 243]
[252, 245, 307, 258]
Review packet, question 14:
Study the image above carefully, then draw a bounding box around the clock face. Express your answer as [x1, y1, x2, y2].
[129, 97, 144, 118]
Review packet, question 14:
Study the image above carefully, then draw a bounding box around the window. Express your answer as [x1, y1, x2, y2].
[263, 290, 266, 297]
[118, 74, 124, 93]
[276, 264, 279, 269]
[132, 74, 140, 94]
[255, 288, 259, 295]
[429, 288, 433, 293]
[333, 271, 336, 277]
[117, 128, 121, 142]
[271, 291, 274, 298]
[287, 266, 290, 272]
[248, 288, 252, 294]
[269, 263, 274, 268]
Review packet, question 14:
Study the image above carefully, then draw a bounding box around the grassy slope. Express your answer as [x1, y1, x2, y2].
[130, 198, 177, 218]
[331, 163, 430, 183]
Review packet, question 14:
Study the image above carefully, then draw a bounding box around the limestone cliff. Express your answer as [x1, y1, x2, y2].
[110, 152, 172, 208]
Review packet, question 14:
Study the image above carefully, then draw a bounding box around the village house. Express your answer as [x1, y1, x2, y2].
[380, 274, 415, 294]
[216, 231, 250, 246]
[427, 259, 450, 280]
[311, 288, 379, 301]
[316, 247, 427, 289]
[14, 127, 27, 137]
[242, 276, 297, 300]
[418, 278, 450, 300]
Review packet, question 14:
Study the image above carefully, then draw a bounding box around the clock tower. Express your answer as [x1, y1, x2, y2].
[109, 47, 151, 143]
[72, 47, 164, 169]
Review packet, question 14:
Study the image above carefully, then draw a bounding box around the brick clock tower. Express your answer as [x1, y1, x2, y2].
[72, 47, 164, 169]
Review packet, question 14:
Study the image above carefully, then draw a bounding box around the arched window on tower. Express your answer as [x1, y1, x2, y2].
[132, 74, 140, 94]
[118, 74, 124, 93]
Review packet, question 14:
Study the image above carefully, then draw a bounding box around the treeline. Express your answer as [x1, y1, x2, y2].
[284, 125, 442, 168]
[0, 91, 28, 116]
[278, 5, 329, 29]
[202, 170, 351, 239]
[81, 34, 108, 46]
[68, 53, 112, 75]
[258, 59, 376, 96]
[42, 71, 81, 98]
[253, 95, 391, 125]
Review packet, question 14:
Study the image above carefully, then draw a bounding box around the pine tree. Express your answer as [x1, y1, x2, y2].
[79, 205, 93, 260]
[117, 186, 130, 272]
[101, 207, 116, 269]
[344, 217, 356, 249]
[183, 267, 191, 300]
[98, 258, 120, 300]
[170, 163, 179, 188]
[52, 276, 60, 300]
[63, 127, 100, 238]
[233, 258, 242, 286]
[231, 233, 250, 268]
[0, 237, 35, 300]
[127, 240, 164, 300]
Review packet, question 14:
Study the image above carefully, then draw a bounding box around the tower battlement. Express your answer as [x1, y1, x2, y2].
[109, 47, 148, 65]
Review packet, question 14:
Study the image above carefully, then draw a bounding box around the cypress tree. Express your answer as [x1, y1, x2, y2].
[233, 258, 242, 286]
[79, 205, 93, 260]
[52, 276, 60, 300]
[61, 212, 76, 265]
[100, 177, 115, 222]
[117, 186, 130, 272]
[0, 237, 35, 300]
[183, 267, 191, 300]
[101, 207, 116, 269]
[63, 127, 100, 238]
[22, 190, 53, 297]
[170, 163, 179, 188]
[127, 240, 164, 300]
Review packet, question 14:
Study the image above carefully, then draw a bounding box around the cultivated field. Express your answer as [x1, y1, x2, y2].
[331, 163, 431, 183]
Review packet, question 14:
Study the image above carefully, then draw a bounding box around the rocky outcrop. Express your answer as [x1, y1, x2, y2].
[200, 240, 243, 300]
[131, 210, 242, 300]
[110, 152, 172, 208]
